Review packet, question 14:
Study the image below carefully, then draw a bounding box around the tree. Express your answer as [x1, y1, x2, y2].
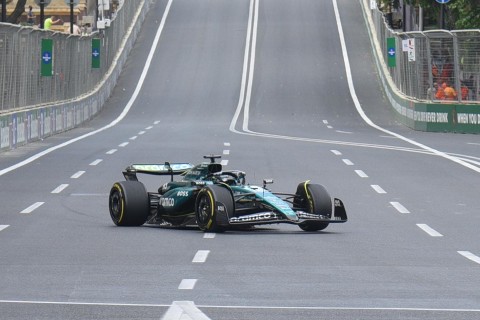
[377, 0, 480, 30]
[7, 0, 27, 24]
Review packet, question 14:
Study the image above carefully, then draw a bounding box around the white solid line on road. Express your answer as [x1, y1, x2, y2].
[192, 250, 210, 263]
[331, 150, 342, 156]
[71, 171, 85, 179]
[203, 233, 216, 239]
[106, 149, 117, 155]
[355, 170, 368, 178]
[89, 159, 103, 166]
[21, 202, 44, 214]
[390, 201, 410, 213]
[0, 225, 9, 232]
[371, 185, 386, 194]
[458, 251, 480, 265]
[178, 279, 197, 290]
[118, 142, 129, 147]
[220, 160, 229, 166]
[161, 301, 211, 320]
[416, 224, 443, 237]
[51, 184, 69, 194]
[342, 159, 354, 165]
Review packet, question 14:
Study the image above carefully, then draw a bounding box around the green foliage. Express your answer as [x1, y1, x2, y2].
[377, 0, 480, 30]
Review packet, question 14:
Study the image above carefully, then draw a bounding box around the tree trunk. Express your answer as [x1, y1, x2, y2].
[7, 0, 27, 24]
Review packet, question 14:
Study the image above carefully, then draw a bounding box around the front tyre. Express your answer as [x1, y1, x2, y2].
[295, 182, 332, 231]
[195, 185, 233, 232]
[109, 181, 149, 226]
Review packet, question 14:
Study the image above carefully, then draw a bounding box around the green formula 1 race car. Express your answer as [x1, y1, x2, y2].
[108, 155, 347, 232]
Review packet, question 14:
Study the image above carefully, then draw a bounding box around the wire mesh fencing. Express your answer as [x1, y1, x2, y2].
[0, 0, 147, 113]
[369, 4, 480, 104]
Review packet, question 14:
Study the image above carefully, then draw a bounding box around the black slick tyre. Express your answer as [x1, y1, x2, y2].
[109, 181, 149, 226]
[195, 185, 233, 232]
[294, 182, 332, 231]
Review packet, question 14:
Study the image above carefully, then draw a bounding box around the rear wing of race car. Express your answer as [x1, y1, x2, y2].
[123, 162, 194, 181]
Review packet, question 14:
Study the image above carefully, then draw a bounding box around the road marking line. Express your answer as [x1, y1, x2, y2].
[390, 201, 410, 213]
[145, 126, 153, 130]
[0, 225, 9, 232]
[323, 120, 329, 124]
[71, 171, 85, 179]
[220, 160, 228, 166]
[161, 301, 211, 320]
[335, 130, 352, 134]
[21, 202, 44, 214]
[203, 233, 216, 239]
[224, 142, 230, 146]
[327, 125, 333, 129]
[178, 279, 197, 290]
[331, 150, 342, 156]
[342, 159, 354, 165]
[371, 185, 386, 194]
[416, 224, 443, 237]
[106, 149, 117, 155]
[138, 131, 146, 135]
[154, 120, 161, 125]
[51, 184, 69, 194]
[89, 159, 103, 166]
[458, 251, 480, 265]
[130, 136, 137, 140]
[192, 250, 210, 263]
[118, 142, 129, 147]
[355, 170, 368, 178]
[223, 150, 230, 155]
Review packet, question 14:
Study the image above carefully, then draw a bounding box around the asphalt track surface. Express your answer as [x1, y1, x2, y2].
[1, 0, 480, 319]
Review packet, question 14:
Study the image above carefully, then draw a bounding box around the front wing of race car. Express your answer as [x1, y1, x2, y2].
[227, 198, 347, 226]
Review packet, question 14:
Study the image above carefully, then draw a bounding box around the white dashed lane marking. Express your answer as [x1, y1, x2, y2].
[331, 150, 342, 156]
[71, 171, 85, 179]
[390, 201, 410, 214]
[223, 150, 230, 155]
[20, 202, 44, 214]
[89, 159, 103, 166]
[416, 224, 443, 237]
[220, 160, 228, 166]
[51, 184, 69, 194]
[458, 251, 480, 265]
[203, 233, 216, 239]
[178, 279, 197, 290]
[130, 136, 138, 140]
[371, 185, 386, 194]
[138, 131, 146, 135]
[145, 126, 153, 130]
[192, 250, 210, 263]
[342, 159, 354, 166]
[118, 142, 129, 147]
[355, 170, 368, 178]
[0, 225, 9, 232]
[224, 142, 230, 146]
[106, 149, 117, 155]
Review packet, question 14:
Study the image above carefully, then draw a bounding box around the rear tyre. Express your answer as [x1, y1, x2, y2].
[294, 182, 332, 231]
[109, 181, 149, 226]
[195, 185, 233, 232]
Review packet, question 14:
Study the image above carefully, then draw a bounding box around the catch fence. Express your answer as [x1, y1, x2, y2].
[369, 4, 480, 103]
[0, 0, 144, 113]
